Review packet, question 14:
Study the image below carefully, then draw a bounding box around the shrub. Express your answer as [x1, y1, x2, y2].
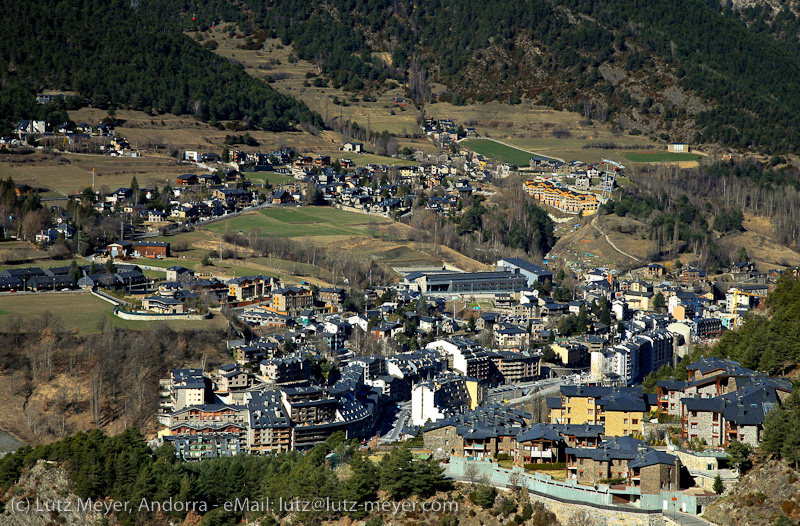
[599, 477, 627, 485]
[523, 462, 566, 471]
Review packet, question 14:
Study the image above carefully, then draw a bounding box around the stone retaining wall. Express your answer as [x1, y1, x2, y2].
[114, 309, 209, 321]
[527, 491, 666, 526]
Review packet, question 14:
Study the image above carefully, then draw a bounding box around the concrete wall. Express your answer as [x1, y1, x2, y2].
[449, 456, 702, 518]
[527, 492, 665, 526]
[114, 309, 209, 321]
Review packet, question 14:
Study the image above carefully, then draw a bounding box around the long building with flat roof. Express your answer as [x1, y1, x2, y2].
[406, 269, 528, 295]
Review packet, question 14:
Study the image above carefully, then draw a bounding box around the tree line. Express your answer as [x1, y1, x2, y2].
[404, 180, 555, 264]
[152, 0, 800, 153]
[600, 159, 800, 269]
[0, 0, 321, 137]
[0, 429, 450, 526]
[712, 275, 800, 376]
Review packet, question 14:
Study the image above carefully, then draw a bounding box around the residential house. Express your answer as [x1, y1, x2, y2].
[166, 266, 195, 283]
[143, 296, 185, 314]
[134, 241, 170, 258]
[548, 385, 650, 437]
[177, 174, 199, 186]
[227, 276, 272, 301]
[272, 190, 295, 204]
[272, 287, 313, 313]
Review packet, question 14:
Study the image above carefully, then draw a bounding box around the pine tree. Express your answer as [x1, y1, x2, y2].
[600, 300, 612, 325]
[130, 176, 141, 205]
[712, 474, 724, 494]
[577, 305, 590, 334]
[780, 423, 800, 469]
[378, 446, 416, 500]
[736, 246, 749, 262]
[345, 453, 379, 515]
[653, 292, 666, 310]
[69, 259, 82, 282]
[761, 407, 790, 458]
[726, 440, 753, 474]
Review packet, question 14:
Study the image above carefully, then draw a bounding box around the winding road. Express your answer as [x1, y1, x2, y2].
[590, 216, 644, 263]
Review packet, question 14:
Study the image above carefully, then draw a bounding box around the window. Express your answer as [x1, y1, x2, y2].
[632, 419, 638, 425]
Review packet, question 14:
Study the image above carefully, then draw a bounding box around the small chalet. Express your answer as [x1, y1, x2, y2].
[134, 241, 170, 258]
[108, 241, 133, 258]
[177, 174, 199, 186]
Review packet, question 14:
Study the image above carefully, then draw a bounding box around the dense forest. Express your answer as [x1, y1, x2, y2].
[137, 0, 800, 153]
[0, 429, 452, 526]
[0, 0, 321, 136]
[10, 1, 800, 151]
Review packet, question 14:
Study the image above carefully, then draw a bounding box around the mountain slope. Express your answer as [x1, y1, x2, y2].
[0, 0, 321, 135]
[703, 460, 800, 526]
[159, 0, 800, 153]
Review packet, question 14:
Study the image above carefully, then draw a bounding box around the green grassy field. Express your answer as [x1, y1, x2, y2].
[461, 139, 555, 166]
[624, 152, 703, 162]
[204, 206, 391, 238]
[0, 292, 227, 333]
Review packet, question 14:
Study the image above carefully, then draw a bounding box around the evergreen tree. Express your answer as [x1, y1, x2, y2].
[762, 405, 790, 458]
[469, 479, 497, 508]
[378, 446, 416, 500]
[69, 259, 82, 282]
[345, 453, 379, 516]
[599, 300, 612, 326]
[576, 305, 590, 333]
[726, 440, 753, 474]
[712, 474, 724, 495]
[736, 246, 749, 262]
[130, 176, 141, 205]
[653, 292, 666, 310]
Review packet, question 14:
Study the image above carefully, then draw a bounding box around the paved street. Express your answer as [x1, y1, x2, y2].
[665, 511, 715, 526]
[380, 402, 410, 443]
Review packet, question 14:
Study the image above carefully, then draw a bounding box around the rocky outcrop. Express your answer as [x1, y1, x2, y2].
[703, 460, 800, 526]
[1, 460, 104, 526]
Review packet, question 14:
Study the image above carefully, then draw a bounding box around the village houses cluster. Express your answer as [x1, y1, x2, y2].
[4, 114, 796, 514]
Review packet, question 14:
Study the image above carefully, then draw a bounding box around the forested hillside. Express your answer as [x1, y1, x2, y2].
[148, 0, 800, 153]
[713, 275, 800, 376]
[643, 274, 800, 387]
[598, 159, 800, 269]
[9, 0, 800, 153]
[0, 0, 321, 136]
[0, 429, 451, 526]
